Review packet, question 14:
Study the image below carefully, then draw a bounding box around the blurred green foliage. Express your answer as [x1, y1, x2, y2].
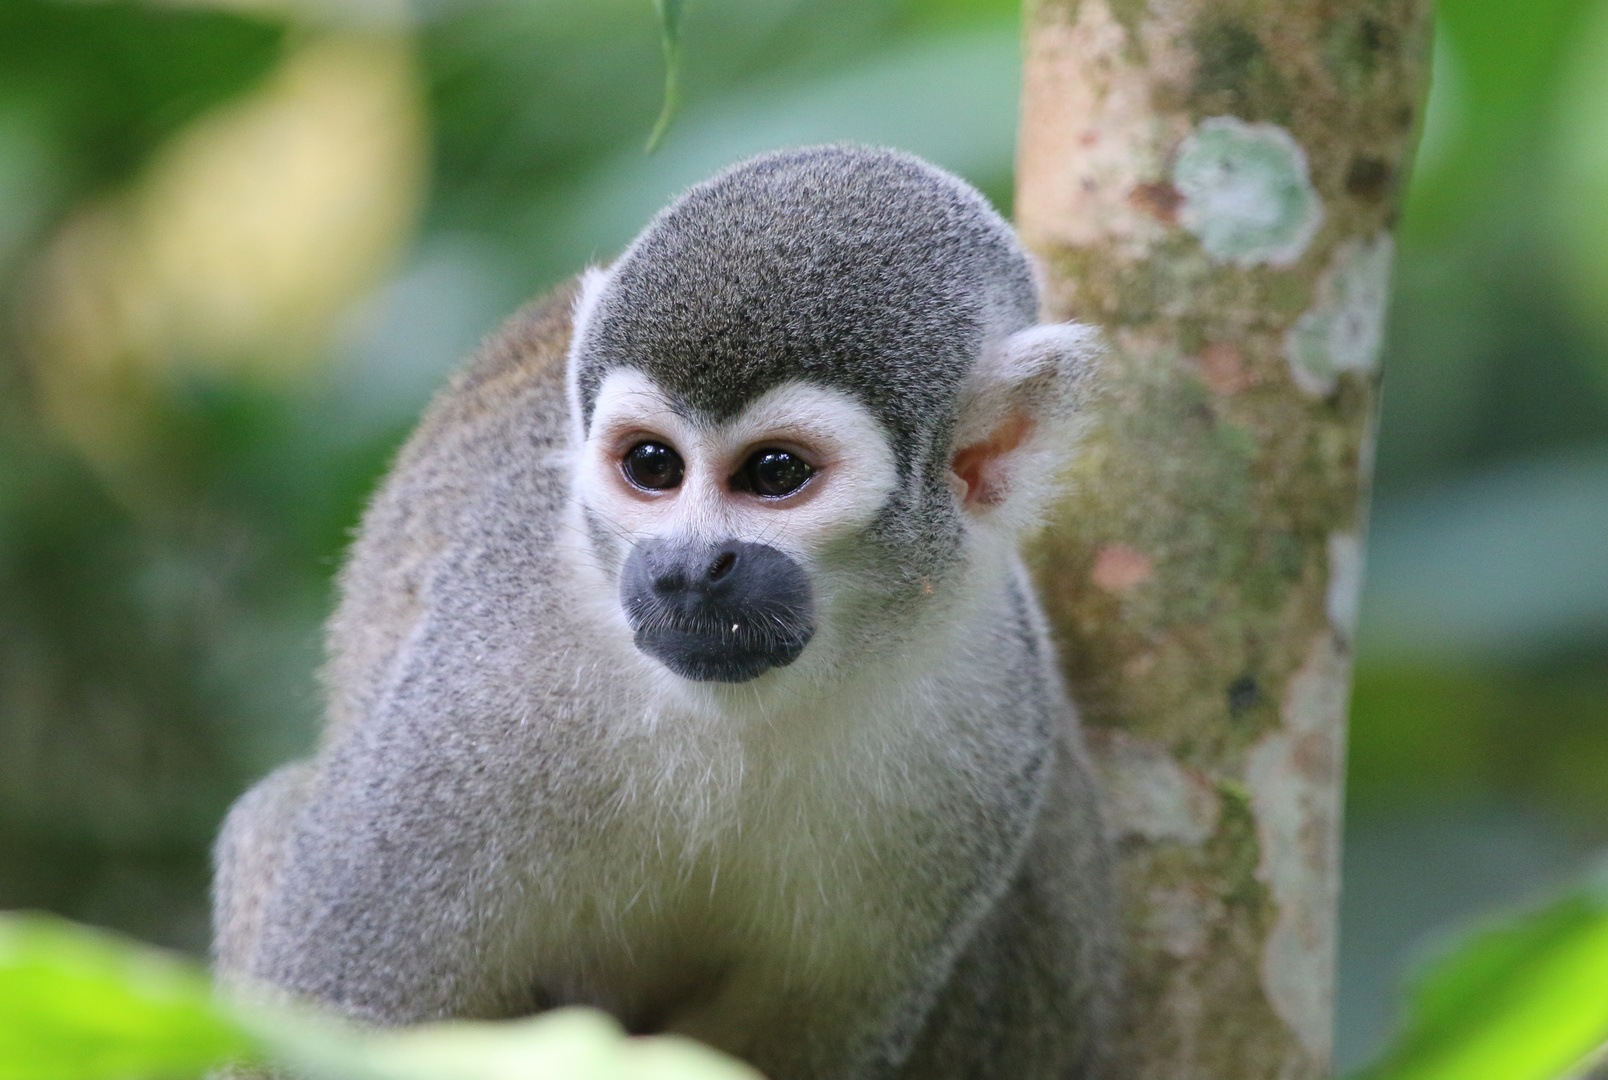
[0, 0, 284, 219]
[1344, 0, 1608, 841]
[1349, 662, 1608, 824]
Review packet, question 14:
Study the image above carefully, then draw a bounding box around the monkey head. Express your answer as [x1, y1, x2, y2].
[565, 145, 1098, 689]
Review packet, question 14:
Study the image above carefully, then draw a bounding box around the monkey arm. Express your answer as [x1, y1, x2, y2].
[238, 699, 562, 1024]
[213, 762, 319, 989]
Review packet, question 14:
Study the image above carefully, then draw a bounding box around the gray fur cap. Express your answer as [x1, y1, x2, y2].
[573, 144, 1039, 472]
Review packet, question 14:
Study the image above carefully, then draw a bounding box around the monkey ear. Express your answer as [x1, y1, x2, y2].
[565, 266, 613, 445]
[950, 322, 1101, 524]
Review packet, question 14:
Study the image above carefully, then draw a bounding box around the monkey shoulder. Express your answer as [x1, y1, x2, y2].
[323, 280, 586, 742]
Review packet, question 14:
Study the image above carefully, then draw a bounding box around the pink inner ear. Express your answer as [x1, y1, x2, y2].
[952, 413, 1034, 509]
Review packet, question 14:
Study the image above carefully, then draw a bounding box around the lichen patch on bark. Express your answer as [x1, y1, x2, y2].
[1091, 728, 1221, 845]
[1324, 531, 1364, 643]
[1285, 231, 1395, 395]
[1173, 117, 1324, 267]
[1245, 632, 1350, 1064]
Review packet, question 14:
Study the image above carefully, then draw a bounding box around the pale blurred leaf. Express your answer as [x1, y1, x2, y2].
[282, 1009, 763, 1080]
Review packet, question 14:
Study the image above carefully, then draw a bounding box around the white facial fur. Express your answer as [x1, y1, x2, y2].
[574, 368, 903, 701]
[578, 368, 899, 567]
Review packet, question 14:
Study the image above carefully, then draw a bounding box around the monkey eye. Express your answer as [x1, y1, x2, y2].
[736, 449, 814, 498]
[622, 441, 685, 491]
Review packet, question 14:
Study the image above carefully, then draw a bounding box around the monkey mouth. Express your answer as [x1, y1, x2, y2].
[630, 616, 813, 683]
[619, 538, 817, 684]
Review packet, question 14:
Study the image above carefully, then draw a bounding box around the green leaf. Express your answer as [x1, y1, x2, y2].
[0, 912, 760, 1080]
[645, 0, 686, 153]
[1351, 873, 1608, 1080]
[653, 0, 685, 46]
[0, 911, 256, 1080]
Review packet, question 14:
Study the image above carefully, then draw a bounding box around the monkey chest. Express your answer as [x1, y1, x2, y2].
[520, 743, 1038, 1030]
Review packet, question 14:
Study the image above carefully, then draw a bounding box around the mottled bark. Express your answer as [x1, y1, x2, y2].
[1015, 1, 1432, 1077]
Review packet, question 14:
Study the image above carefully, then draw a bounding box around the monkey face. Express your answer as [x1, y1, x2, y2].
[575, 368, 899, 684]
[561, 148, 1101, 690]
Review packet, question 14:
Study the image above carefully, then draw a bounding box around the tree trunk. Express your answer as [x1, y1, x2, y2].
[1015, 1, 1432, 1077]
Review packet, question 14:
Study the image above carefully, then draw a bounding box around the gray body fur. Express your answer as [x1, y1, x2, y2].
[214, 146, 1117, 1080]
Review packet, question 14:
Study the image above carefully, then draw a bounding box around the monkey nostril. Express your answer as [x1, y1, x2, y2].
[707, 551, 737, 582]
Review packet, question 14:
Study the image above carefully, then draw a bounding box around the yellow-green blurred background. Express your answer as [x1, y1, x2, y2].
[0, 0, 1605, 1070]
